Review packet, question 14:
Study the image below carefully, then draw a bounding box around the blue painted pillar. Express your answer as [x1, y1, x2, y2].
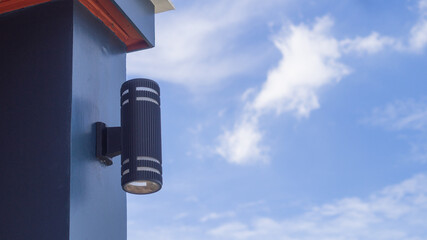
[69, 1, 127, 239]
[0, 0, 156, 239]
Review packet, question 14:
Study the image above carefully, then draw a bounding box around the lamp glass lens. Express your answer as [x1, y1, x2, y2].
[124, 180, 160, 194]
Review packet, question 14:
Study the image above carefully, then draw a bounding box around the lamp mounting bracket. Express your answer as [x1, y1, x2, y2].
[96, 122, 122, 166]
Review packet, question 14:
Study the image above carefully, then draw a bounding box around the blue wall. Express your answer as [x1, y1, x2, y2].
[0, 1, 129, 239]
[0, 1, 73, 239]
[69, 1, 127, 240]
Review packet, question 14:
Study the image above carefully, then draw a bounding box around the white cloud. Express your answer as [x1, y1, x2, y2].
[127, 0, 285, 91]
[339, 1, 427, 54]
[128, 174, 427, 240]
[410, 141, 427, 163]
[340, 32, 397, 54]
[129, 0, 427, 165]
[127, 0, 427, 93]
[253, 16, 350, 117]
[420, 0, 427, 11]
[216, 0, 427, 165]
[209, 174, 427, 240]
[409, 19, 427, 52]
[129, 225, 203, 240]
[209, 222, 255, 239]
[127, 0, 427, 91]
[365, 98, 427, 163]
[216, 113, 268, 165]
[216, 16, 349, 164]
[365, 98, 427, 131]
[174, 212, 190, 221]
[200, 211, 235, 222]
[408, 0, 427, 52]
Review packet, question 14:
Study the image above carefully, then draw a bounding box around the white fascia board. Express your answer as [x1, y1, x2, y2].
[150, 0, 175, 13]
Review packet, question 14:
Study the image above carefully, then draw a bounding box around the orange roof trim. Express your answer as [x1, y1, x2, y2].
[0, 0, 150, 52]
[78, 0, 149, 52]
[0, 0, 50, 15]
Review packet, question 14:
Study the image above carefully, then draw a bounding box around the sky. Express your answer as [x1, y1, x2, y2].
[126, 0, 427, 239]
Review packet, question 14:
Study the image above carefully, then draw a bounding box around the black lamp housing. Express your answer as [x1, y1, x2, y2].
[96, 78, 162, 195]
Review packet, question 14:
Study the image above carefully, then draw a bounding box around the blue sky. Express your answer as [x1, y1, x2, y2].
[126, 0, 427, 239]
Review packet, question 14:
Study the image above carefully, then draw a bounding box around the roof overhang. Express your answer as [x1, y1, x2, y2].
[0, 0, 50, 15]
[0, 0, 174, 52]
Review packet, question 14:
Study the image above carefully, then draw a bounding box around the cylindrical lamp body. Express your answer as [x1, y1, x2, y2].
[120, 78, 162, 194]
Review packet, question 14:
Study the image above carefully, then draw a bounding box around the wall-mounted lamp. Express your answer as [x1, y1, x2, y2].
[96, 78, 162, 195]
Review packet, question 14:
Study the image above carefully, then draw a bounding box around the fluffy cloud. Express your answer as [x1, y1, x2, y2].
[365, 98, 427, 163]
[216, 16, 350, 164]
[127, 0, 427, 165]
[128, 174, 427, 240]
[420, 0, 427, 11]
[216, 113, 268, 164]
[127, 0, 286, 90]
[340, 32, 398, 54]
[409, 19, 427, 52]
[216, 0, 427, 165]
[365, 98, 427, 131]
[340, 1, 427, 54]
[209, 174, 427, 240]
[253, 16, 350, 117]
[127, 0, 427, 91]
[200, 211, 236, 222]
[408, 0, 427, 52]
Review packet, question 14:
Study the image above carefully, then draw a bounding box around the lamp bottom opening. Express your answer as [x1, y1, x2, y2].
[123, 180, 161, 194]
